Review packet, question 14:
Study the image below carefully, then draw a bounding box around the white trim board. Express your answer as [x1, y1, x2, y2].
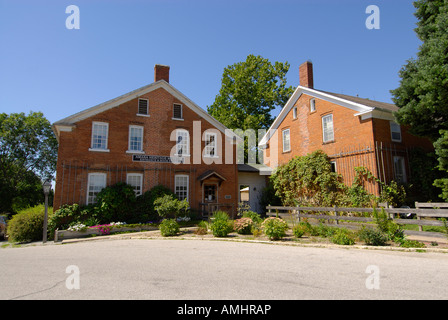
[259, 85, 395, 146]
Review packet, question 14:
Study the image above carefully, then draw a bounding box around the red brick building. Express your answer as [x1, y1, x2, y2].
[259, 61, 433, 195]
[52, 65, 242, 217]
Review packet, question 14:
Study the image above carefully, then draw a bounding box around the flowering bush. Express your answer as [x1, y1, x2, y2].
[109, 221, 126, 226]
[176, 216, 191, 222]
[90, 224, 112, 235]
[233, 217, 253, 235]
[68, 223, 87, 232]
[261, 217, 289, 240]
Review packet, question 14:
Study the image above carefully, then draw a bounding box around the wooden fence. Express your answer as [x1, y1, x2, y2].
[266, 202, 448, 239]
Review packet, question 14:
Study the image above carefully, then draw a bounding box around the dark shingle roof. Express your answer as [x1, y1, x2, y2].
[317, 90, 398, 113]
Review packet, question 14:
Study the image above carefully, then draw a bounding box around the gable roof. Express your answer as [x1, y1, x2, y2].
[259, 85, 397, 146]
[317, 90, 398, 113]
[52, 80, 242, 142]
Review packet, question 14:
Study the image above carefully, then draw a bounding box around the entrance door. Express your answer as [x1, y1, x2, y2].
[203, 184, 218, 215]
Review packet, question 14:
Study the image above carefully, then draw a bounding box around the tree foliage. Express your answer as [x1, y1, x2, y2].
[207, 54, 295, 132]
[0, 111, 58, 213]
[390, 0, 448, 200]
[391, 0, 448, 141]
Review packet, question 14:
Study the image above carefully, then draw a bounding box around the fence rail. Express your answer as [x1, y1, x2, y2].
[266, 203, 448, 237]
[200, 203, 235, 218]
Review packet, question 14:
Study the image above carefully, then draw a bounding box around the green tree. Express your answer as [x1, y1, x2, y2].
[391, 0, 448, 140]
[0, 111, 58, 213]
[390, 0, 448, 200]
[208, 54, 294, 131]
[207, 55, 295, 163]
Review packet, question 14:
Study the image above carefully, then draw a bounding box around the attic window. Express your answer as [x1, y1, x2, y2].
[310, 99, 316, 112]
[138, 99, 149, 115]
[173, 104, 183, 120]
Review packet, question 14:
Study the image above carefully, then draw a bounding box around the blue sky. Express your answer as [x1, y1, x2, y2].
[0, 0, 420, 125]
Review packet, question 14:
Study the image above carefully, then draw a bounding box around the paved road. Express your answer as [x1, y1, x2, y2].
[1, 238, 447, 300]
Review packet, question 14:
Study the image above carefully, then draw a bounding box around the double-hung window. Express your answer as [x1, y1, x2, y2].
[175, 175, 189, 201]
[282, 129, 291, 152]
[322, 114, 334, 143]
[87, 173, 107, 205]
[390, 121, 402, 142]
[90, 122, 109, 151]
[128, 125, 144, 153]
[127, 173, 143, 196]
[176, 129, 189, 156]
[204, 132, 217, 157]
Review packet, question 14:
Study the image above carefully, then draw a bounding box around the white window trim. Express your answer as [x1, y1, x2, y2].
[175, 174, 189, 202]
[322, 114, 334, 143]
[282, 128, 291, 152]
[89, 121, 110, 152]
[292, 107, 298, 119]
[204, 132, 218, 158]
[176, 129, 190, 157]
[137, 98, 149, 116]
[127, 125, 144, 153]
[172, 103, 184, 121]
[86, 173, 107, 205]
[126, 173, 143, 196]
[390, 121, 402, 142]
[310, 98, 316, 113]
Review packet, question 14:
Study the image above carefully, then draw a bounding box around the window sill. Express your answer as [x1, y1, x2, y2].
[322, 140, 335, 145]
[136, 114, 150, 118]
[282, 150, 291, 154]
[203, 155, 219, 158]
[89, 148, 110, 153]
[172, 117, 184, 121]
[126, 150, 145, 154]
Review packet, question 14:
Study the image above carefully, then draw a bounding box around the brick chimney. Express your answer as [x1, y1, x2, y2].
[154, 64, 170, 83]
[299, 61, 313, 88]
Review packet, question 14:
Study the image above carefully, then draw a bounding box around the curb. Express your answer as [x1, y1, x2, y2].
[59, 228, 448, 254]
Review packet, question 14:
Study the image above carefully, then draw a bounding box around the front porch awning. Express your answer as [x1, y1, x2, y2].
[197, 170, 227, 186]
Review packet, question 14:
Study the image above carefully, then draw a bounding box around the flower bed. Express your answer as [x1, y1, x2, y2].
[55, 222, 157, 242]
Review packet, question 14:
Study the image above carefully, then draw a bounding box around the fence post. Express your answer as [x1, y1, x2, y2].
[334, 205, 338, 225]
[268, 204, 271, 217]
[415, 202, 423, 232]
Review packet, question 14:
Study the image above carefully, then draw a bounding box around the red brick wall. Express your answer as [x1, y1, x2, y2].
[372, 118, 433, 151]
[266, 93, 375, 166]
[264, 93, 432, 195]
[53, 86, 238, 215]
